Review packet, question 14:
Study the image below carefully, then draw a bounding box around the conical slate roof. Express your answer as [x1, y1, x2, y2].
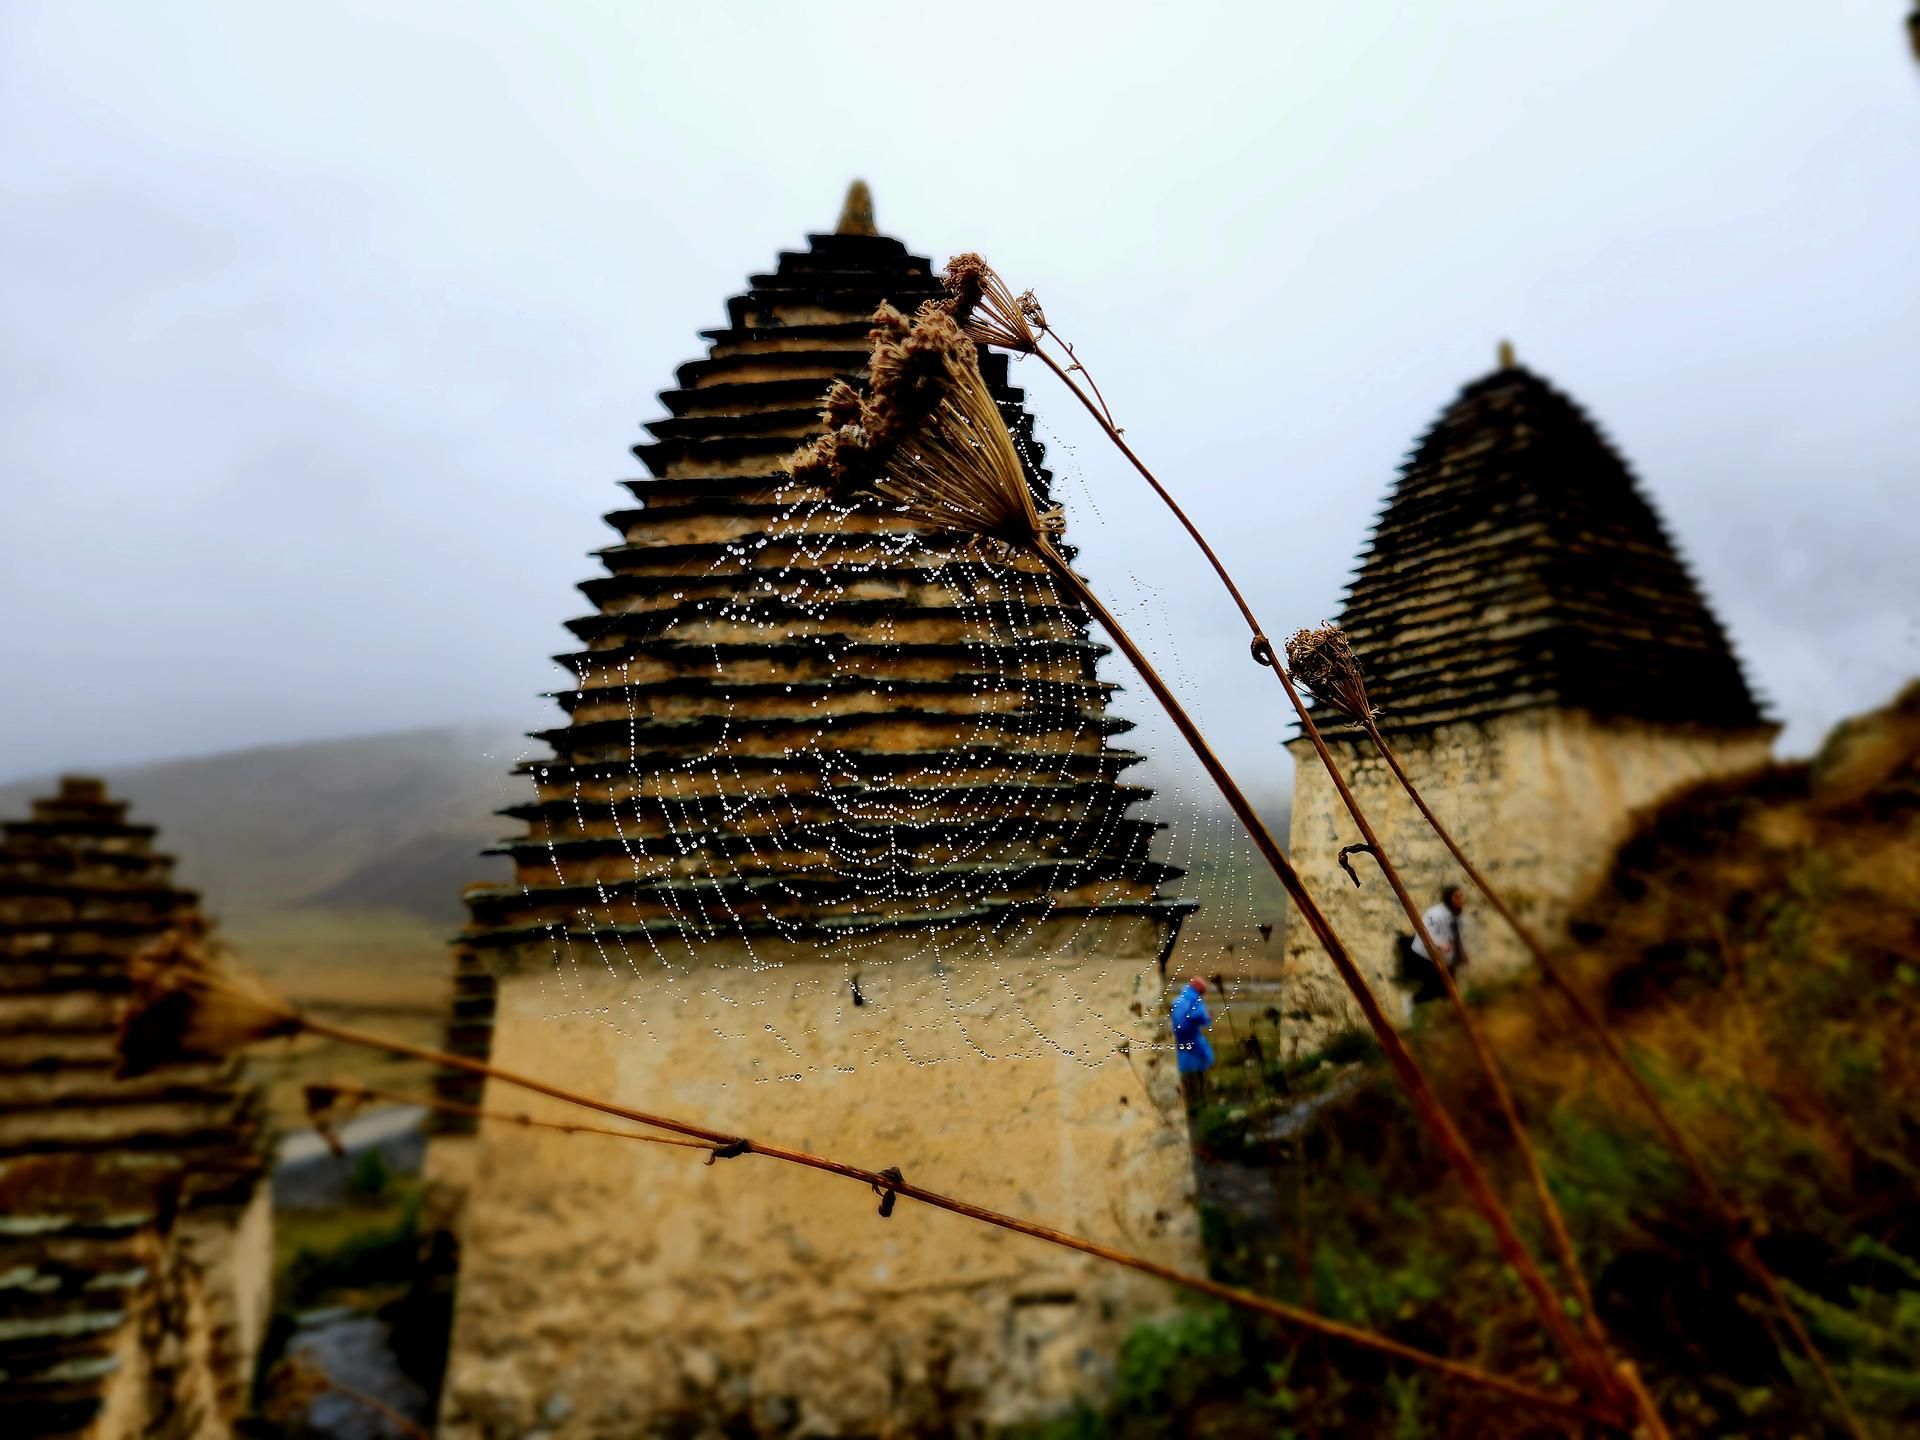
[1331, 355, 1769, 735]
[0, 777, 269, 1435]
[461, 188, 1184, 955]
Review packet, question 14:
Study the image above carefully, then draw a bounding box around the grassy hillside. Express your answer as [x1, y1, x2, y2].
[1062, 683, 1920, 1438]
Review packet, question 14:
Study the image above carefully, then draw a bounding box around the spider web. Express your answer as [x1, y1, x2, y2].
[495, 404, 1281, 1088]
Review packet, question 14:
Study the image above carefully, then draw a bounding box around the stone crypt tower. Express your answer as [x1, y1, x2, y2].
[1283, 349, 1776, 1022]
[430, 188, 1200, 1437]
[0, 779, 271, 1439]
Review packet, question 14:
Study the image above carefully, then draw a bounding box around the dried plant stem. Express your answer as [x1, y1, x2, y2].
[1031, 346, 1264, 638]
[1032, 315, 1847, 1430]
[1282, 668, 1607, 1343]
[325, 1382, 431, 1440]
[795, 293, 1612, 1421]
[1025, 340, 1618, 1391]
[1026, 538, 1622, 1418]
[266, 1011, 1599, 1423]
[1361, 718, 1866, 1440]
[271, 1356, 432, 1440]
[310, 1078, 716, 1150]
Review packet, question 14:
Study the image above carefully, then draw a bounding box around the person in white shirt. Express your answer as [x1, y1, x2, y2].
[1403, 885, 1468, 1002]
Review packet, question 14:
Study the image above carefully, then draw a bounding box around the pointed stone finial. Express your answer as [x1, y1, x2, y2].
[58, 776, 108, 805]
[835, 180, 876, 236]
[1498, 339, 1516, 369]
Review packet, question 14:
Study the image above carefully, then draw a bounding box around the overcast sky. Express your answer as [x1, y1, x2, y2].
[3, 2, 1916, 792]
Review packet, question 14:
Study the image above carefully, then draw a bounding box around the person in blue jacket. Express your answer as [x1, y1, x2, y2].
[1169, 976, 1215, 1111]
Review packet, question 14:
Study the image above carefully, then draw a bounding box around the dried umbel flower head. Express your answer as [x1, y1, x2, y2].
[787, 303, 1062, 554]
[117, 922, 302, 1077]
[942, 252, 1042, 354]
[1285, 624, 1376, 721]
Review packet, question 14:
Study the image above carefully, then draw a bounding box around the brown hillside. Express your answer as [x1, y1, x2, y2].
[1177, 681, 1920, 1438]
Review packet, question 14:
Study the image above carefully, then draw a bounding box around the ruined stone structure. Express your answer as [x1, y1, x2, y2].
[1284, 352, 1777, 1024]
[432, 189, 1201, 1436]
[0, 778, 272, 1439]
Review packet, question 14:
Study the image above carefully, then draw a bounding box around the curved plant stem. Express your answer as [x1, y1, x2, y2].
[311, 1078, 716, 1150]
[266, 1010, 1603, 1423]
[1025, 313, 1848, 1431]
[1363, 720, 1866, 1440]
[1276, 661, 1607, 1351]
[320, 1379, 431, 1440]
[1026, 538, 1623, 1418]
[1030, 346, 1263, 637]
[1025, 339, 1621, 1394]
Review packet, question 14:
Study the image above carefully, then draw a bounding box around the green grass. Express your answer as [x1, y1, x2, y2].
[273, 1175, 424, 1311]
[1053, 720, 1920, 1437]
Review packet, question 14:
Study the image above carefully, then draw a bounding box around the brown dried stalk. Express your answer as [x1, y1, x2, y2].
[115, 928, 1600, 1423]
[305, 1078, 715, 1152]
[1287, 624, 1866, 1440]
[784, 306, 1626, 1421]
[265, 1353, 431, 1440]
[1276, 626, 1606, 1346]
[936, 251, 1705, 1431]
[953, 233, 1838, 1428]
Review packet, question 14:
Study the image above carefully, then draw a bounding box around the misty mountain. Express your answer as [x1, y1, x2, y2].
[0, 723, 1289, 973]
[0, 726, 524, 940]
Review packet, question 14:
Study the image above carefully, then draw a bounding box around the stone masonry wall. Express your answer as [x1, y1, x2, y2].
[1280, 709, 1773, 1047]
[436, 914, 1199, 1437]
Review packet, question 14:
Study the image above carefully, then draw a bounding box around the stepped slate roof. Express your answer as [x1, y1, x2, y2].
[0, 777, 268, 1437]
[459, 188, 1185, 963]
[1327, 356, 1770, 737]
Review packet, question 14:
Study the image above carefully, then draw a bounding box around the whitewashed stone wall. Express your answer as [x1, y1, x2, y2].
[434, 914, 1199, 1437]
[1280, 709, 1773, 1046]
